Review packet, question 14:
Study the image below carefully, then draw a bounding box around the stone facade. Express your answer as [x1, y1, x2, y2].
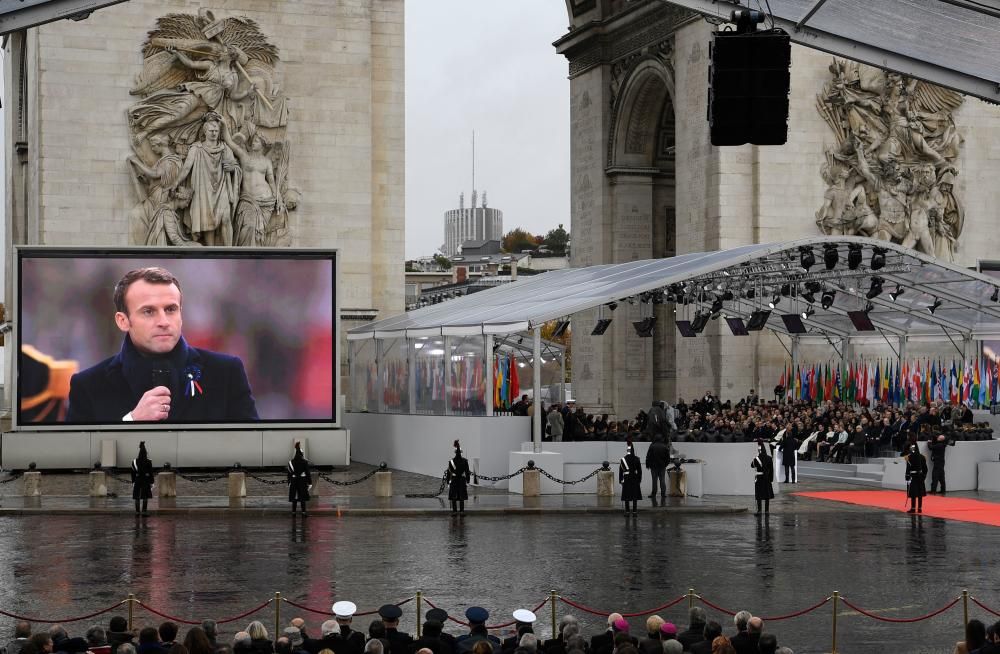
[557, 0, 1000, 419]
[4, 0, 404, 388]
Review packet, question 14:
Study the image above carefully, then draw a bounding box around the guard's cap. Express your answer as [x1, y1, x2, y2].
[379, 604, 403, 620]
[465, 607, 489, 623]
[512, 609, 536, 624]
[333, 601, 357, 619]
[425, 608, 449, 623]
[660, 623, 677, 636]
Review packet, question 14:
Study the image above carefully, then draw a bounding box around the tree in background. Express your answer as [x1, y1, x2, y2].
[541, 319, 572, 380]
[433, 253, 452, 269]
[502, 228, 538, 253]
[543, 224, 569, 254]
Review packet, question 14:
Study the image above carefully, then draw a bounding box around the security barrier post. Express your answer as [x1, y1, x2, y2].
[275, 592, 282, 639]
[551, 590, 558, 639]
[831, 591, 839, 654]
[127, 593, 135, 631]
[688, 588, 695, 611]
[962, 589, 969, 631]
[416, 591, 422, 639]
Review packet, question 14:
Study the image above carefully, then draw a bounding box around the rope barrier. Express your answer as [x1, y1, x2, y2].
[0, 600, 126, 624]
[970, 597, 1000, 618]
[558, 595, 687, 618]
[136, 599, 273, 626]
[423, 598, 549, 629]
[694, 595, 736, 616]
[759, 596, 832, 622]
[838, 595, 961, 623]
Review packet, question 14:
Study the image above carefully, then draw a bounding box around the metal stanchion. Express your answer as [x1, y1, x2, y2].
[831, 591, 839, 654]
[962, 589, 969, 631]
[275, 592, 282, 639]
[688, 588, 695, 611]
[127, 593, 136, 631]
[416, 591, 422, 639]
[550, 590, 557, 640]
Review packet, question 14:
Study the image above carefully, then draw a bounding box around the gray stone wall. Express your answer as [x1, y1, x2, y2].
[6, 0, 403, 318]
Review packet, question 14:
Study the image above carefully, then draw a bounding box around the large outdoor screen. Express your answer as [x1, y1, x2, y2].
[16, 248, 337, 428]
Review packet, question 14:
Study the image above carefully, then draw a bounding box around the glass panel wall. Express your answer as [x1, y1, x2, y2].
[380, 337, 409, 413]
[350, 339, 377, 412]
[448, 336, 486, 415]
[413, 337, 446, 414]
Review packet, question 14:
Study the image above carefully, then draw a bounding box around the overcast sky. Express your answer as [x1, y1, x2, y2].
[405, 1, 571, 258]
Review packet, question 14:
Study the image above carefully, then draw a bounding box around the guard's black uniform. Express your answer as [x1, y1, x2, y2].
[905, 447, 928, 512]
[287, 447, 311, 514]
[131, 442, 154, 515]
[446, 442, 471, 514]
[751, 444, 775, 515]
[619, 446, 643, 514]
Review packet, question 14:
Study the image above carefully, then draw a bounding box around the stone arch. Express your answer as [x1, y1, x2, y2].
[608, 57, 676, 169]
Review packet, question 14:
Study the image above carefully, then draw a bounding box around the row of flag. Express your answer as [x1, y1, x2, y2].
[777, 357, 1000, 407]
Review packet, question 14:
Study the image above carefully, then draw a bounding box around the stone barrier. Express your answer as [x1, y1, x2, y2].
[89, 470, 107, 497]
[22, 471, 41, 497]
[522, 469, 541, 497]
[374, 471, 392, 497]
[228, 472, 247, 498]
[157, 471, 177, 498]
[596, 469, 615, 497]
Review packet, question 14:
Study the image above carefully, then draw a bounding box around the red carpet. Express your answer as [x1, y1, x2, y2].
[794, 491, 1000, 526]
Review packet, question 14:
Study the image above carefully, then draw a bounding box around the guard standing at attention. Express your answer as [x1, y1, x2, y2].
[619, 440, 643, 515]
[287, 441, 312, 514]
[751, 439, 775, 515]
[131, 441, 154, 516]
[446, 440, 471, 514]
[905, 443, 928, 513]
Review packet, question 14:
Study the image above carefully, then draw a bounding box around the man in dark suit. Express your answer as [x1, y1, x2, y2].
[66, 267, 258, 423]
[379, 605, 413, 654]
[676, 607, 707, 651]
[408, 620, 452, 654]
[302, 621, 340, 654]
[423, 610, 457, 652]
[730, 616, 762, 654]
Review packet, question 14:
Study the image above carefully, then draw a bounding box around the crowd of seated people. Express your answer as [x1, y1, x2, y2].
[550, 391, 993, 460]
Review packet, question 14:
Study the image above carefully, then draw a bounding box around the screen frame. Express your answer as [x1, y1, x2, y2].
[12, 246, 340, 431]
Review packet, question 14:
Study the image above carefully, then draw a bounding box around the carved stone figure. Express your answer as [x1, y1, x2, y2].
[126, 9, 297, 246]
[816, 59, 964, 259]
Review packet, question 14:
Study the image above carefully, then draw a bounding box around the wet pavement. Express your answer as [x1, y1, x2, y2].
[0, 469, 997, 654]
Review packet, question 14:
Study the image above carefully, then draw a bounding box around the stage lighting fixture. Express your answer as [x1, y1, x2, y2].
[746, 310, 771, 331]
[992, 288, 999, 303]
[927, 297, 942, 314]
[864, 302, 874, 314]
[591, 318, 613, 336]
[823, 243, 839, 270]
[799, 246, 815, 271]
[801, 306, 815, 320]
[866, 276, 884, 300]
[821, 290, 836, 310]
[690, 312, 710, 333]
[607, 301, 618, 311]
[847, 243, 863, 270]
[711, 297, 724, 314]
[551, 320, 570, 338]
[633, 316, 658, 337]
[745, 288, 756, 299]
[780, 283, 791, 297]
[768, 295, 780, 309]
[889, 285, 904, 301]
[871, 247, 887, 270]
[722, 290, 735, 301]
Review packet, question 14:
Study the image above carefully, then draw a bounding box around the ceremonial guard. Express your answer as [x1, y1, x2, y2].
[332, 601, 364, 654]
[131, 441, 154, 515]
[455, 608, 500, 654]
[751, 440, 775, 515]
[446, 440, 471, 514]
[905, 443, 928, 513]
[619, 440, 642, 514]
[379, 604, 413, 654]
[287, 442, 312, 514]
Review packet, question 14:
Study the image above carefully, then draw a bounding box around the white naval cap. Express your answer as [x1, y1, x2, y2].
[512, 609, 536, 623]
[333, 601, 357, 618]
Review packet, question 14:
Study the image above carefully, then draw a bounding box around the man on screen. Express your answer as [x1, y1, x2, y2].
[67, 267, 259, 423]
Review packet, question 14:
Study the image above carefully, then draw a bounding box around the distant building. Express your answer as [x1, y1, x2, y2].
[443, 190, 503, 256]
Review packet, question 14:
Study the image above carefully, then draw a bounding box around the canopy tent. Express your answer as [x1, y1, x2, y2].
[349, 236, 1000, 344]
[660, 0, 1000, 104]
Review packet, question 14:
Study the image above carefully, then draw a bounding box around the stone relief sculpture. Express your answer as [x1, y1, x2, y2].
[126, 9, 296, 246]
[816, 59, 964, 260]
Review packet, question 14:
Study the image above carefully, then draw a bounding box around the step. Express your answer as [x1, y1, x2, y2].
[798, 462, 859, 475]
[797, 470, 885, 488]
